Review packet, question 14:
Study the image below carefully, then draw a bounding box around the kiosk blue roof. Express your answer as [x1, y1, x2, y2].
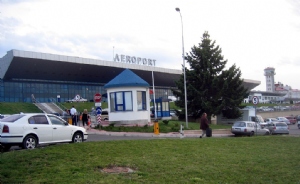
[104, 69, 150, 89]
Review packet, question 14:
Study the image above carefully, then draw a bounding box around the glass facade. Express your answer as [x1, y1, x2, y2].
[0, 79, 176, 103]
[0, 80, 106, 103]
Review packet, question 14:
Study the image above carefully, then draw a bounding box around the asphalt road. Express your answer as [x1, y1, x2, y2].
[87, 124, 300, 141]
[287, 123, 300, 135]
[6, 124, 300, 151]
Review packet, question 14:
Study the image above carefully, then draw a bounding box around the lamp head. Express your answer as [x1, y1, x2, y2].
[175, 7, 180, 12]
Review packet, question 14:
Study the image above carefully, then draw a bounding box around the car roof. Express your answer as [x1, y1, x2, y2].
[233, 121, 255, 124]
[273, 121, 287, 123]
[273, 122, 288, 125]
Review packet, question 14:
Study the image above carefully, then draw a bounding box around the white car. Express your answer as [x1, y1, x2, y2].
[231, 121, 270, 136]
[276, 117, 291, 125]
[0, 113, 88, 151]
[264, 118, 278, 123]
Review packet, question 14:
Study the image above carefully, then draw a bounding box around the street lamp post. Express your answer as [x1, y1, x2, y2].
[175, 7, 188, 128]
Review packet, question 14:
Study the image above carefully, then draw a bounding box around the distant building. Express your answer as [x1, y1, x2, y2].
[264, 67, 276, 92]
[0, 49, 261, 103]
[249, 67, 300, 104]
[246, 91, 286, 104]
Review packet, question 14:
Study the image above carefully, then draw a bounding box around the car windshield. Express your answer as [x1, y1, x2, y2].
[233, 122, 246, 127]
[0, 114, 25, 122]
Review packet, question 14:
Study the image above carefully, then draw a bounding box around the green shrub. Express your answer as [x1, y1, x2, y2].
[163, 120, 169, 125]
[171, 122, 180, 132]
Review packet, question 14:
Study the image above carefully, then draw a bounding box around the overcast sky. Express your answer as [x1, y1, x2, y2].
[1, 0, 300, 91]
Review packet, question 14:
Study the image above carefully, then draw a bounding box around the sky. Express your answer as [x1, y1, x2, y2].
[0, 0, 300, 91]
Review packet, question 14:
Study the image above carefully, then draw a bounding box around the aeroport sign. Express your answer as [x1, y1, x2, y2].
[114, 54, 156, 66]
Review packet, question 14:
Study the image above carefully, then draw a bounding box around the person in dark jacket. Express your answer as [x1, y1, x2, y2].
[81, 109, 89, 127]
[200, 112, 209, 138]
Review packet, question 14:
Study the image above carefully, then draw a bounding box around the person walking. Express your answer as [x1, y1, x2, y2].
[81, 109, 89, 127]
[70, 106, 77, 126]
[200, 112, 209, 138]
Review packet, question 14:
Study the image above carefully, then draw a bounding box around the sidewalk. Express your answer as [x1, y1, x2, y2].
[86, 128, 233, 138]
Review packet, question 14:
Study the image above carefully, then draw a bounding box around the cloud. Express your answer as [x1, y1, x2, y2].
[288, 0, 300, 16]
[1, 0, 300, 91]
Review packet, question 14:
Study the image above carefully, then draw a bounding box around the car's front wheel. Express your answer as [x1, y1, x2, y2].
[265, 131, 270, 135]
[72, 132, 83, 143]
[22, 135, 38, 149]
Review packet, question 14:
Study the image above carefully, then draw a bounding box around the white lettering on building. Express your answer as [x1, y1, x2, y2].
[114, 54, 156, 66]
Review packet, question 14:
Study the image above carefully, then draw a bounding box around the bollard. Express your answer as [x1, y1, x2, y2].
[154, 119, 159, 135]
[68, 118, 72, 125]
[180, 124, 184, 138]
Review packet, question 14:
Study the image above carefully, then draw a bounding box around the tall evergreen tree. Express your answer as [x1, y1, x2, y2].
[173, 32, 248, 121]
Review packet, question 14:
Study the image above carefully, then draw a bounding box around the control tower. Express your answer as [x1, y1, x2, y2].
[264, 67, 276, 92]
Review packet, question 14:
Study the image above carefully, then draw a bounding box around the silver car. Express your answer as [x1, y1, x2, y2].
[264, 118, 278, 123]
[231, 121, 270, 136]
[276, 117, 290, 125]
[265, 122, 289, 135]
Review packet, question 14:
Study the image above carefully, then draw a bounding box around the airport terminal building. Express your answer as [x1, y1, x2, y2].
[0, 50, 260, 103]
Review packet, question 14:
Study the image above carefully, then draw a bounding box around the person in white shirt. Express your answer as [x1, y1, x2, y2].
[70, 106, 77, 126]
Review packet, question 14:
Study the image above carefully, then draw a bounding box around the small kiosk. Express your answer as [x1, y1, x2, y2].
[104, 69, 151, 125]
[151, 98, 171, 119]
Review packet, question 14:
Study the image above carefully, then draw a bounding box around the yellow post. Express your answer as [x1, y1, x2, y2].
[154, 120, 159, 135]
[68, 118, 72, 125]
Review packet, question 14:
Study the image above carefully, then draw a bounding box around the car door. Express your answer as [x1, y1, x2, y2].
[267, 123, 275, 134]
[27, 115, 53, 143]
[254, 123, 264, 135]
[47, 115, 73, 142]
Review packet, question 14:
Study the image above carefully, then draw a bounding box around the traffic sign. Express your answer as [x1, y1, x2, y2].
[95, 102, 101, 107]
[96, 106, 102, 115]
[94, 93, 102, 102]
[252, 96, 259, 105]
[97, 114, 102, 124]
